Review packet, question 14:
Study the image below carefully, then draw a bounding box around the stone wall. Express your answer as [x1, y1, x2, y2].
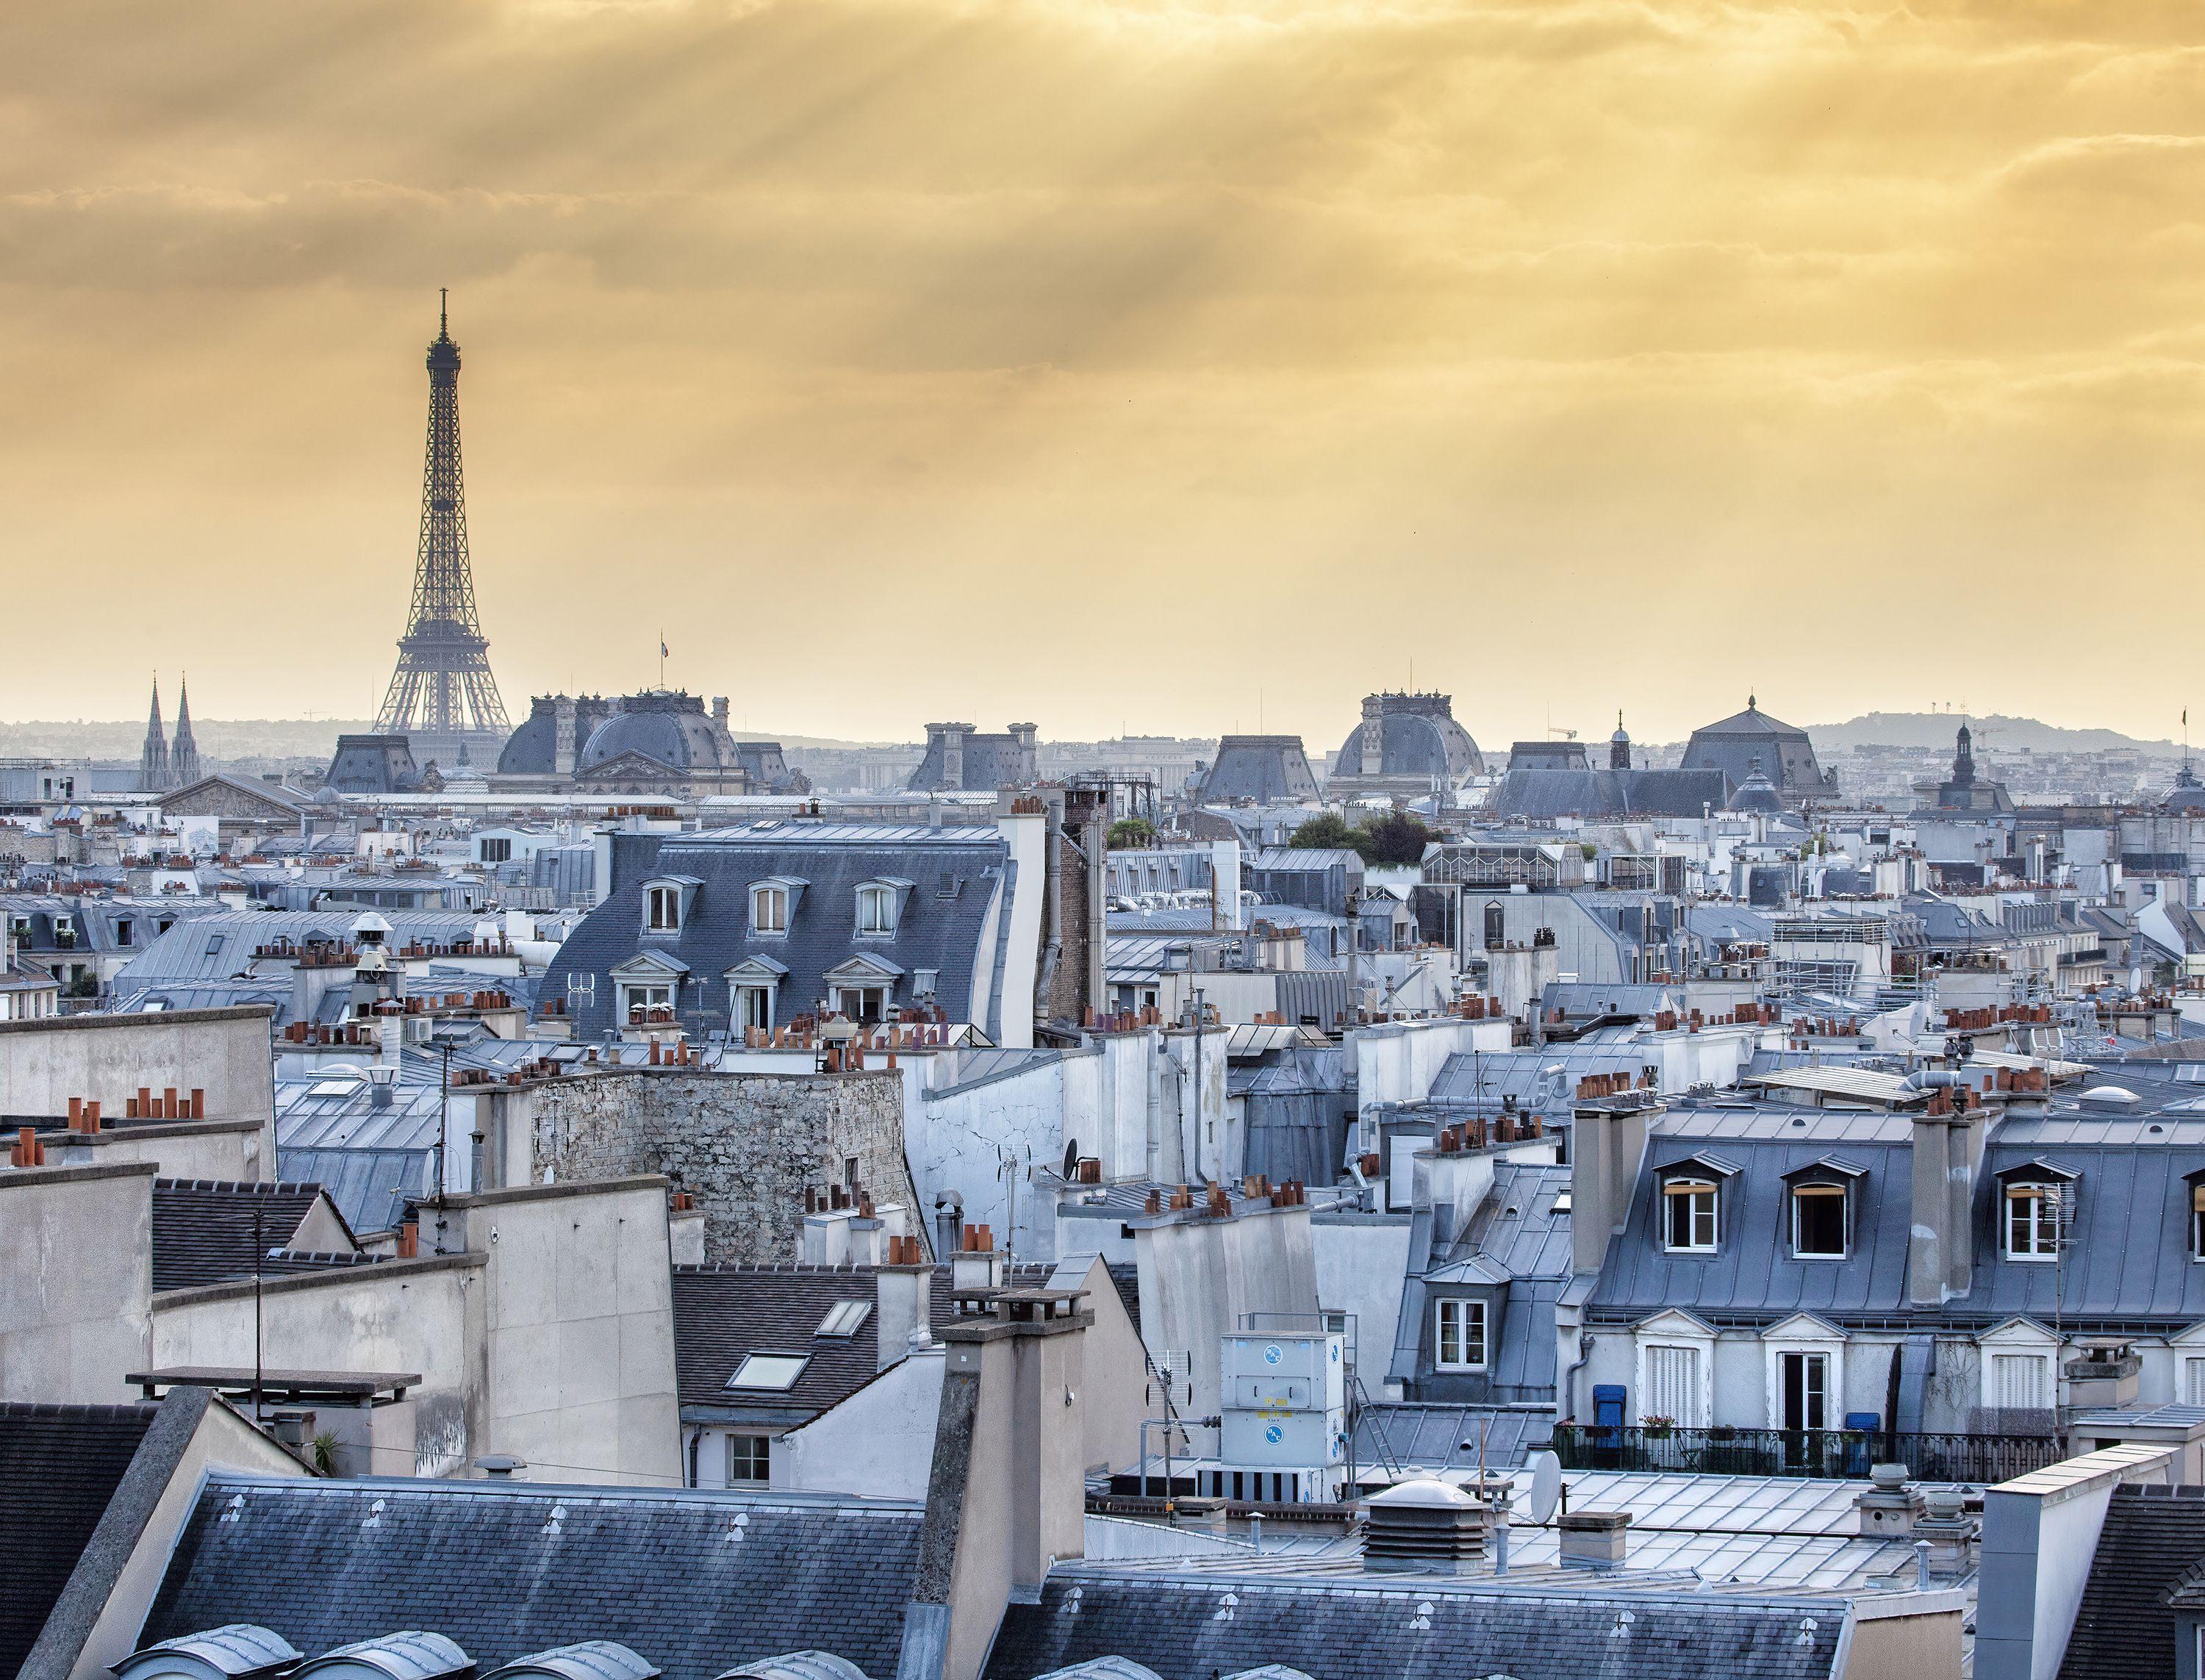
[530, 1067, 919, 1263]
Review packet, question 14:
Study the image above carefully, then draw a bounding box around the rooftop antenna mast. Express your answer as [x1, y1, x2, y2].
[374, 290, 510, 745]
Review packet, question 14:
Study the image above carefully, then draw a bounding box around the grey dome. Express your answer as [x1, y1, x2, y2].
[1332, 693, 1485, 783]
[1727, 758, 1787, 816]
[2168, 764, 2205, 814]
[579, 693, 727, 773]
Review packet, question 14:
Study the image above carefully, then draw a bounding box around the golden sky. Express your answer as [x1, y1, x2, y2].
[4, 0, 2203, 747]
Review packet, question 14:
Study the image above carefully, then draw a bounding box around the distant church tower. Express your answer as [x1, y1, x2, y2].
[140, 677, 171, 791]
[171, 675, 201, 786]
[1610, 711, 1632, 771]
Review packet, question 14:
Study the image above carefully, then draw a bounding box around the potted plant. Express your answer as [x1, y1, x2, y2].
[1641, 1414, 1676, 1440]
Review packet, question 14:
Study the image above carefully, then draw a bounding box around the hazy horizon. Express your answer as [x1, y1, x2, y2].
[7, 1, 2203, 743]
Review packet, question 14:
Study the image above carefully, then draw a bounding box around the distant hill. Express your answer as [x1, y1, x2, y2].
[1807, 712, 2177, 753]
[0, 717, 911, 764]
[0, 718, 375, 762]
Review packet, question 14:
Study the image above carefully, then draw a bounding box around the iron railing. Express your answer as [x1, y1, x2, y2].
[1550, 1423, 2061, 1485]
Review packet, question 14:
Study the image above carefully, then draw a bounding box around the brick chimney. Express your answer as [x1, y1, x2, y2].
[950, 1224, 1003, 1291]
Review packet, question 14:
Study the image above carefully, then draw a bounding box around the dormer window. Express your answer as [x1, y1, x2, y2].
[2191, 1180, 2205, 1263]
[1791, 1183, 1847, 1257]
[1663, 1178, 1718, 1252]
[647, 886, 681, 931]
[641, 874, 700, 936]
[753, 886, 788, 934]
[2003, 1171, 2075, 1261]
[858, 885, 897, 935]
[1433, 1299, 1488, 1371]
[1782, 1157, 1865, 1261]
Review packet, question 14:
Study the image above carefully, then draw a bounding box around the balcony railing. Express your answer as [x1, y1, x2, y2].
[1550, 1423, 2061, 1485]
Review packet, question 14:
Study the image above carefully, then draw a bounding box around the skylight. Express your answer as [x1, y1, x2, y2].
[727, 1353, 809, 1391]
[816, 1300, 872, 1338]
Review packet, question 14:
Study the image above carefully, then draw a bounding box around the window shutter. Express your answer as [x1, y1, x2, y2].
[1994, 1352, 2047, 1411]
[2186, 1357, 2205, 1408]
[1646, 1345, 1703, 1427]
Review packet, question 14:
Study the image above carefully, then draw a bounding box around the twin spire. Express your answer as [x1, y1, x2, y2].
[139, 675, 200, 792]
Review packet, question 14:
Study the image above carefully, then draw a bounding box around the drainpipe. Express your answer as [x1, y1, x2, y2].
[1560, 1332, 1593, 1422]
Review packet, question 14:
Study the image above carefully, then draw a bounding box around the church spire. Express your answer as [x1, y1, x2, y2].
[171, 673, 201, 786]
[139, 675, 171, 792]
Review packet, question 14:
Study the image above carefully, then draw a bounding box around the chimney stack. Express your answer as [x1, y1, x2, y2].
[951, 1224, 1004, 1292]
[1910, 1110, 1980, 1306]
[876, 1241, 934, 1371]
[1571, 1098, 1651, 1275]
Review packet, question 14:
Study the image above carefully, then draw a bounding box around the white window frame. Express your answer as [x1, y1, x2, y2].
[1977, 1321, 2060, 1413]
[752, 885, 789, 935]
[838, 985, 886, 1024]
[2184, 1354, 2205, 1407]
[1662, 1177, 1719, 1253]
[856, 884, 897, 936]
[2003, 1180, 2065, 1262]
[1790, 1181, 1850, 1260]
[2190, 1181, 2205, 1263]
[1632, 1311, 1715, 1429]
[645, 884, 682, 932]
[1990, 1351, 2052, 1411]
[1761, 1316, 1846, 1432]
[732, 983, 775, 1032]
[623, 983, 673, 1016]
[1433, 1298, 1488, 1371]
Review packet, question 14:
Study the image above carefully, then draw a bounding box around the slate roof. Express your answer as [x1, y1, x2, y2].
[669, 1265, 1053, 1426]
[1420, 1047, 1652, 1112]
[1483, 768, 1733, 820]
[150, 1180, 343, 1291]
[1681, 703, 1829, 800]
[139, 1477, 922, 1680]
[539, 823, 1009, 1040]
[1585, 1113, 1918, 1324]
[2058, 1483, 2205, 1679]
[113, 911, 486, 987]
[1965, 1120, 2205, 1324]
[0, 1401, 159, 1676]
[1193, 738, 1321, 805]
[983, 1568, 1846, 1680]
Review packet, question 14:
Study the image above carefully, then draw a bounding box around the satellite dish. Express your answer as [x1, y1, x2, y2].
[1062, 1138, 1080, 1180]
[1524, 1451, 1563, 1526]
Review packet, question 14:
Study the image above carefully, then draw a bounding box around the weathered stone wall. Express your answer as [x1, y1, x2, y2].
[529, 1067, 919, 1263]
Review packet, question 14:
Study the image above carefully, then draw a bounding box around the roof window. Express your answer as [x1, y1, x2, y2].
[727, 1352, 809, 1390]
[816, 1299, 872, 1338]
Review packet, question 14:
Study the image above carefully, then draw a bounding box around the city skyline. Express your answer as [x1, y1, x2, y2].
[5, 1, 2203, 742]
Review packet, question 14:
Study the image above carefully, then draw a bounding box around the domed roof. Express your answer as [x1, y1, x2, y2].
[578, 692, 727, 773]
[2168, 763, 2205, 814]
[1727, 757, 1788, 815]
[1332, 693, 1485, 783]
[1367, 1475, 1480, 1508]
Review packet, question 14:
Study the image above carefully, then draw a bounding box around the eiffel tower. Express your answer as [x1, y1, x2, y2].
[374, 292, 509, 744]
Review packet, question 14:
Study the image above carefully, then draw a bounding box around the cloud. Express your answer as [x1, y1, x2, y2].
[2, 0, 2204, 739]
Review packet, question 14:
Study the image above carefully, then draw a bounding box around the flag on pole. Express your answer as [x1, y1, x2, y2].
[662, 638, 670, 659]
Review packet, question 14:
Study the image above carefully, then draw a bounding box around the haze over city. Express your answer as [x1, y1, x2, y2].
[7, 0, 2205, 741]
[18, 10, 2205, 1680]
